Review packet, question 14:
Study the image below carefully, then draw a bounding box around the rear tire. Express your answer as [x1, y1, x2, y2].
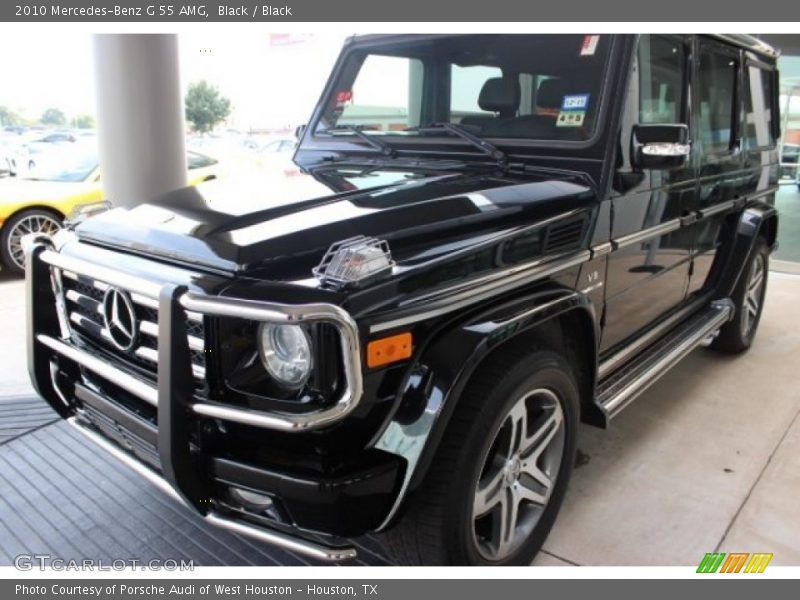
[711, 238, 769, 354]
[384, 346, 580, 565]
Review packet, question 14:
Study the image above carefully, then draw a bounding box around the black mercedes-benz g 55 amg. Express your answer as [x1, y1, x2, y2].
[25, 34, 780, 565]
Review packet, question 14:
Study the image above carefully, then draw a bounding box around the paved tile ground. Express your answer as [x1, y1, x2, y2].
[1, 270, 798, 566]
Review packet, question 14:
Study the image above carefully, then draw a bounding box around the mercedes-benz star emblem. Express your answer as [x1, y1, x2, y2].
[101, 287, 139, 352]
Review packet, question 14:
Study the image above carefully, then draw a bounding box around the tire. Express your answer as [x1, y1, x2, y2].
[384, 346, 580, 565]
[0, 209, 63, 275]
[711, 237, 769, 354]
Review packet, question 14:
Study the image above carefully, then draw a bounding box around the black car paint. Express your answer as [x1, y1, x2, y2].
[26, 34, 780, 542]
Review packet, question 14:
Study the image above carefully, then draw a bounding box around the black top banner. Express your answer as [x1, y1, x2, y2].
[1, 0, 799, 22]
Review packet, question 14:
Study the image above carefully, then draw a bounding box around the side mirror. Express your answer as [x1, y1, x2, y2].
[294, 124, 307, 140]
[631, 124, 690, 171]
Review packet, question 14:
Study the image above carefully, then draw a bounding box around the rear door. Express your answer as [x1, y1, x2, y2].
[684, 38, 745, 297]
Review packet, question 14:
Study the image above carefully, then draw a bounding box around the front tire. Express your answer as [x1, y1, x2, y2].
[384, 346, 580, 565]
[711, 237, 769, 354]
[0, 209, 63, 275]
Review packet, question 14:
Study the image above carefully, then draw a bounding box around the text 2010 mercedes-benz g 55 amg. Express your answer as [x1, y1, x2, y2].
[26, 34, 780, 565]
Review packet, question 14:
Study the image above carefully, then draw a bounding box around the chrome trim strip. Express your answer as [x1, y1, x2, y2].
[180, 293, 363, 432]
[370, 250, 591, 333]
[204, 513, 356, 562]
[128, 290, 203, 322]
[612, 218, 682, 250]
[45, 252, 163, 299]
[602, 301, 732, 418]
[49, 266, 71, 339]
[747, 187, 779, 202]
[134, 345, 206, 380]
[591, 241, 613, 258]
[37, 334, 159, 407]
[598, 296, 708, 379]
[67, 417, 356, 562]
[698, 199, 736, 219]
[65, 289, 101, 314]
[139, 320, 204, 353]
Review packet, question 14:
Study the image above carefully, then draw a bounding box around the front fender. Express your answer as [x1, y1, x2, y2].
[373, 286, 597, 530]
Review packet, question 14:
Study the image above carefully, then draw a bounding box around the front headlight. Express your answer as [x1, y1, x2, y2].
[257, 323, 312, 389]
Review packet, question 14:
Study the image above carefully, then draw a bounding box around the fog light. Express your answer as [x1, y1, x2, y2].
[229, 487, 274, 512]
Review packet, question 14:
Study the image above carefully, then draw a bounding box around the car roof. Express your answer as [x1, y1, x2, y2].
[347, 33, 779, 59]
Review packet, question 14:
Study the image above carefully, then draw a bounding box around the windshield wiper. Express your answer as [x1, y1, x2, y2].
[319, 125, 397, 158]
[412, 122, 508, 168]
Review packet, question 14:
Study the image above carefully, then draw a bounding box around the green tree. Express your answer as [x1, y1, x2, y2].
[0, 105, 21, 127]
[71, 114, 95, 129]
[184, 80, 231, 133]
[40, 108, 67, 126]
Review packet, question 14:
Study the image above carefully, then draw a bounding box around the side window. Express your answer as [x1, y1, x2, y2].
[698, 49, 738, 155]
[616, 35, 687, 177]
[637, 35, 685, 124]
[743, 65, 776, 150]
[336, 55, 423, 131]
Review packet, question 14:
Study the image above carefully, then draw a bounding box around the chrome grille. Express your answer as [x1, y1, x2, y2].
[56, 268, 206, 382]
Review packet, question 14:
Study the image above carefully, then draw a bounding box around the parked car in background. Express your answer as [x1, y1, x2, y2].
[260, 138, 296, 154]
[0, 138, 14, 177]
[36, 131, 78, 144]
[0, 146, 219, 273]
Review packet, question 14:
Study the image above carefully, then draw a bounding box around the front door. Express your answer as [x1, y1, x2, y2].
[602, 34, 695, 352]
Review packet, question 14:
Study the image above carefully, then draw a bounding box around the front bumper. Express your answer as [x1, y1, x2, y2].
[25, 239, 398, 562]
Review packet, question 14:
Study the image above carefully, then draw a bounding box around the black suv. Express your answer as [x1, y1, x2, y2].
[25, 34, 780, 565]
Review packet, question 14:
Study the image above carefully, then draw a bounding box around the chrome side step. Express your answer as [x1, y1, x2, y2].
[597, 299, 734, 419]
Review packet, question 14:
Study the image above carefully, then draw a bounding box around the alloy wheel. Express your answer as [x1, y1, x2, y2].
[741, 253, 765, 337]
[7, 213, 61, 271]
[471, 388, 565, 561]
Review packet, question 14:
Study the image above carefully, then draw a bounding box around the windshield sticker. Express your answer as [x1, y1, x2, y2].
[562, 94, 590, 110]
[335, 89, 353, 107]
[556, 110, 586, 128]
[580, 35, 600, 56]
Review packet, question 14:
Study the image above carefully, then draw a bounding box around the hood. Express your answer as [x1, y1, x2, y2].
[75, 164, 595, 280]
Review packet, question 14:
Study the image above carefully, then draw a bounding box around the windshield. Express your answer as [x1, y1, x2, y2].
[26, 149, 97, 182]
[316, 34, 612, 143]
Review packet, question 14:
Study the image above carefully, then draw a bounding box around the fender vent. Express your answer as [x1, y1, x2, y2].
[543, 215, 588, 255]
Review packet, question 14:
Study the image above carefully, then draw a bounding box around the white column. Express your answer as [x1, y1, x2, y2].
[93, 34, 187, 208]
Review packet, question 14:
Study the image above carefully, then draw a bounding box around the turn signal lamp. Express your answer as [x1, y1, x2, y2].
[367, 332, 413, 368]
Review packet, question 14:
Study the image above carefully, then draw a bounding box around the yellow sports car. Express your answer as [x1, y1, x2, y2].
[0, 146, 219, 274]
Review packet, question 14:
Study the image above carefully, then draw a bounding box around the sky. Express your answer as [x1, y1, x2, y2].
[0, 31, 347, 130]
[1, 32, 799, 131]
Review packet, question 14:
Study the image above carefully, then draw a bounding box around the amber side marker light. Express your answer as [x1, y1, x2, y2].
[367, 332, 413, 368]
